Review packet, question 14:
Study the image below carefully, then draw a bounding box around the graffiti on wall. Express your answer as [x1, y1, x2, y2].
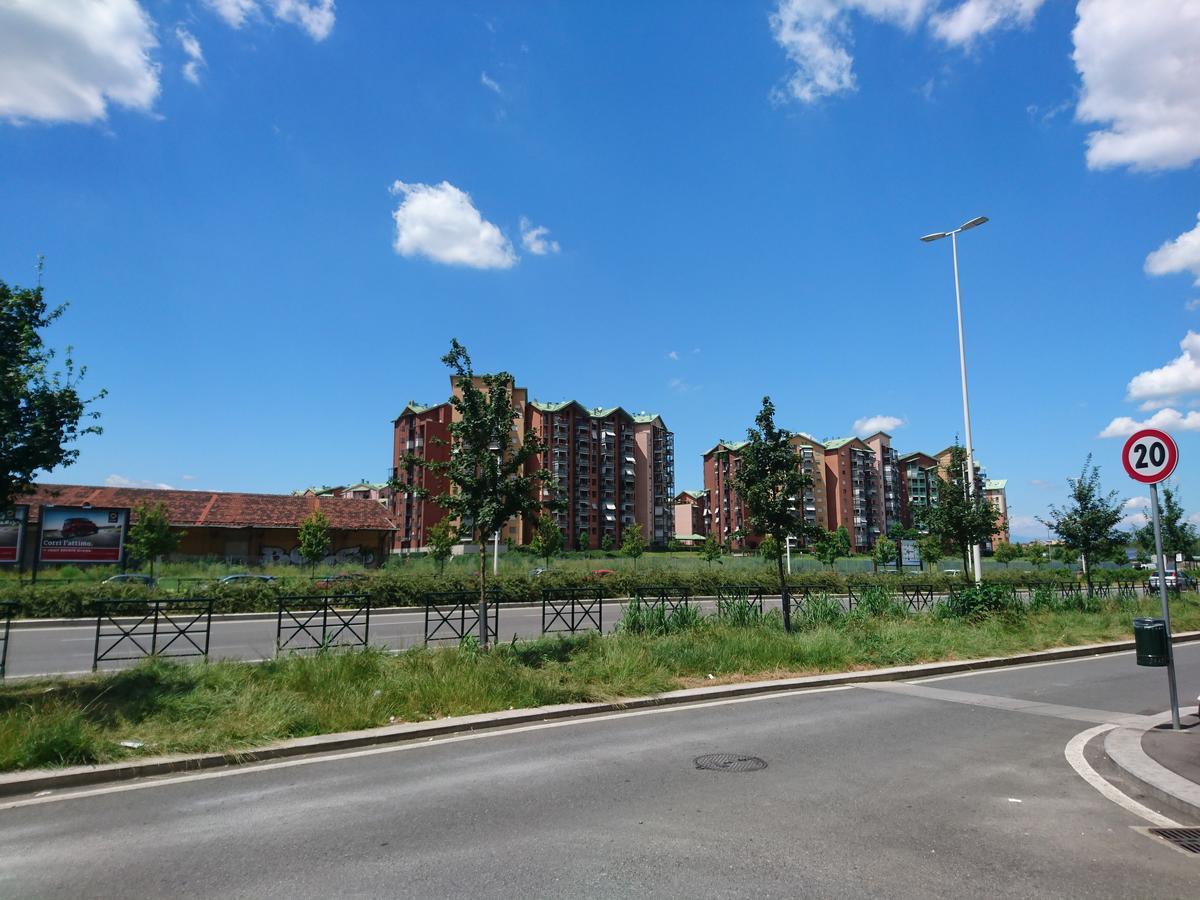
[257, 546, 375, 566]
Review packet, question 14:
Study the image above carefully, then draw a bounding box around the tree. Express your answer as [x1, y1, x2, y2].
[700, 533, 723, 567]
[2, 270, 105, 511]
[126, 502, 182, 579]
[621, 522, 646, 571]
[916, 445, 999, 576]
[577, 531, 589, 551]
[298, 509, 333, 571]
[992, 541, 1020, 567]
[813, 526, 851, 570]
[1039, 455, 1124, 596]
[427, 516, 456, 575]
[529, 516, 563, 569]
[872, 535, 896, 573]
[918, 533, 945, 573]
[1135, 486, 1198, 564]
[389, 340, 549, 647]
[758, 534, 782, 562]
[1024, 542, 1048, 569]
[600, 532, 614, 553]
[732, 396, 815, 633]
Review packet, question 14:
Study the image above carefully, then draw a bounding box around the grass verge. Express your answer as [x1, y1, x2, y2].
[2, 595, 1198, 772]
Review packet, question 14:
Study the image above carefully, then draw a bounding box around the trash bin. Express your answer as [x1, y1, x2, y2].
[1133, 617, 1169, 667]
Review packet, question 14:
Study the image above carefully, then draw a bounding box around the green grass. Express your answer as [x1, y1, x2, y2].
[3, 594, 1197, 772]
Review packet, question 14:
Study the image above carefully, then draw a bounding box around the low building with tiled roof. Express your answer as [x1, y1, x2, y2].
[15, 484, 396, 568]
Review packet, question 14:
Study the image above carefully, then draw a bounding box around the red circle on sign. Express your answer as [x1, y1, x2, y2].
[1122, 429, 1178, 484]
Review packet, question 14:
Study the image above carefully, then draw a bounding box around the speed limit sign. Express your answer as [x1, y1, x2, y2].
[1121, 428, 1178, 484]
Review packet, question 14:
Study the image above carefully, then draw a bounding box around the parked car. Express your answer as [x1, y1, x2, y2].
[61, 517, 99, 539]
[530, 567, 547, 577]
[219, 574, 276, 585]
[313, 573, 368, 590]
[590, 568, 615, 578]
[1147, 570, 1196, 590]
[102, 574, 155, 586]
[942, 568, 963, 577]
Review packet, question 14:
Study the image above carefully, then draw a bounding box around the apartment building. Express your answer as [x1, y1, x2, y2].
[898, 451, 940, 528]
[673, 490, 709, 544]
[702, 440, 750, 549]
[791, 433, 828, 535]
[823, 437, 883, 552]
[390, 401, 453, 552]
[862, 432, 902, 536]
[984, 478, 1009, 550]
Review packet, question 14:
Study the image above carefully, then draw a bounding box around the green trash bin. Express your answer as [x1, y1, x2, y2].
[1133, 617, 1169, 667]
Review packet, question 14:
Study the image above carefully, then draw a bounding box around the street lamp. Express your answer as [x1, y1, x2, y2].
[488, 437, 502, 578]
[920, 216, 988, 585]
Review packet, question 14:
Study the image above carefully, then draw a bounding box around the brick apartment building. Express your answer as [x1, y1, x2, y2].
[822, 437, 883, 552]
[898, 451, 940, 527]
[672, 490, 708, 544]
[391, 376, 674, 552]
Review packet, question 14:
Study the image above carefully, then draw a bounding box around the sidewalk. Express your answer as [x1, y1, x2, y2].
[1104, 704, 1200, 823]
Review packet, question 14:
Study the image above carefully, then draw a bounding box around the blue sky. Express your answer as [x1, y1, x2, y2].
[3, 1, 1200, 540]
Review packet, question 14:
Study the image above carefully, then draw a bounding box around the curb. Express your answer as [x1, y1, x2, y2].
[2, 630, 1198, 799]
[1104, 718, 1200, 823]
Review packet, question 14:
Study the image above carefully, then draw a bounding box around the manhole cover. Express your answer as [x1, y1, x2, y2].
[1149, 827, 1200, 854]
[693, 753, 767, 773]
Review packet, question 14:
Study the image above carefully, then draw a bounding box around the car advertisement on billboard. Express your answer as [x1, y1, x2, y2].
[38, 506, 129, 563]
[0, 505, 27, 564]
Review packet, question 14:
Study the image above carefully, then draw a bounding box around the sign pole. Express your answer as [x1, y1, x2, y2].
[1149, 482, 1181, 730]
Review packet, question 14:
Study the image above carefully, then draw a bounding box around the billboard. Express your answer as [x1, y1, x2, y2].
[38, 506, 129, 564]
[0, 505, 27, 564]
[900, 539, 921, 568]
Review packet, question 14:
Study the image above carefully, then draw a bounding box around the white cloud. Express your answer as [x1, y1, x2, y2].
[853, 414, 906, 436]
[768, 0, 1044, 104]
[1146, 213, 1200, 287]
[1125, 331, 1200, 407]
[390, 180, 517, 270]
[0, 0, 160, 124]
[480, 71, 502, 95]
[204, 0, 335, 41]
[181, 474, 198, 481]
[668, 377, 699, 394]
[106, 474, 175, 490]
[1124, 496, 1150, 510]
[519, 217, 560, 255]
[1073, 0, 1200, 171]
[177, 27, 206, 85]
[1186, 299, 1200, 312]
[1099, 407, 1200, 438]
[666, 350, 680, 361]
[1007, 513, 1044, 538]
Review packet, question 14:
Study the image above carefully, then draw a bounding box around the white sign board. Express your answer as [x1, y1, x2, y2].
[900, 539, 920, 567]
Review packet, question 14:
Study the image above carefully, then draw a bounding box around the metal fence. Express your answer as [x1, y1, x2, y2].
[715, 585, 765, 617]
[424, 590, 499, 644]
[634, 585, 694, 616]
[275, 594, 373, 654]
[541, 586, 603, 634]
[0, 600, 14, 680]
[92, 598, 215, 670]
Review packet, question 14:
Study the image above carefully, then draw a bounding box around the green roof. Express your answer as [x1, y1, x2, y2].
[703, 439, 748, 456]
[674, 533, 706, 542]
[631, 412, 662, 424]
[823, 437, 855, 450]
[530, 399, 579, 413]
[984, 479, 1007, 491]
[395, 401, 438, 418]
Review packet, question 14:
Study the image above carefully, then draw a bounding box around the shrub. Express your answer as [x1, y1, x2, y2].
[940, 584, 1026, 622]
[795, 593, 845, 630]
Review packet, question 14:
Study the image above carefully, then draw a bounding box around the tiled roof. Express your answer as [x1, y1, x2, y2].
[823, 437, 854, 450]
[19, 484, 397, 531]
[984, 479, 1007, 491]
[630, 412, 663, 424]
[702, 440, 748, 456]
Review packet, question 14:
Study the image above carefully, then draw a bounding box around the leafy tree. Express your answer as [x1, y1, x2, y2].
[758, 534, 782, 562]
[872, 535, 896, 573]
[2, 270, 105, 511]
[529, 516, 563, 569]
[1039, 455, 1124, 596]
[127, 502, 182, 579]
[916, 445, 998, 577]
[600, 532, 614, 553]
[700, 533, 723, 567]
[992, 542, 1020, 567]
[389, 340, 549, 647]
[1024, 542, 1048, 569]
[731, 397, 815, 632]
[621, 522, 646, 571]
[918, 533, 945, 573]
[667, 537, 682, 552]
[813, 527, 851, 570]
[1134, 486, 1197, 564]
[577, 531, 589, 551]
[426, 516, 456, 575]
[298, 509, 333, 571]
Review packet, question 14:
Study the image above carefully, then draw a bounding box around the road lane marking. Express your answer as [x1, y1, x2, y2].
[0, 685, 854, 811]
[1063, 724, 1179, 827]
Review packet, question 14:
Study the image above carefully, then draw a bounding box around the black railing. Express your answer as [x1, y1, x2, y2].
[0, 600, 15, 679]
[542, 586, 603, 634]
[424, 590, 499, 644]
[715, 585, 764, 616]
[634, 585, 693, 616]
[92, 598, 215, 670]
[276, 594, 372, 654]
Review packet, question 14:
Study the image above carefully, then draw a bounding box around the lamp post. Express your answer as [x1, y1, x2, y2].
[920, 216, 988, 585]
[488, 438, 502, 578]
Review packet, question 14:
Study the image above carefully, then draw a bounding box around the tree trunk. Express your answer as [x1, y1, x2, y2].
[478, 537, 488, 648]
[776, 550, 791, 633]
[1083, 552, 1093, 598]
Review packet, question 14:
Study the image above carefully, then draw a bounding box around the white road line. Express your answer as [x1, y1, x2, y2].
[911, 651, 1135, 682]
[0, 685, 854, 811]
[1063, 723, 1179, 827]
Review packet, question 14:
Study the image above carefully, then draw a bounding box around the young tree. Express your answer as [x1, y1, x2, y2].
[732, 397, 815, 632]
[812, 526, 852, 570]
[127, 502, 182, 579]
[872, 535, 896, 573]
[916, 445, 999, 576]
[1039, 455, 1124, 596]
[1024, 541, 1048, 569]
[600, 532, 614, 553]
[389, 340, 549, 647]
[529, 516, 563, 569]
[298, 509, 333, 571]
[758, 534, 782, 562]
[1134, 486, 1197, 564]
[992, 541, 1020, 567]
[426, 516, 457, 575]
[918, 532, 945, 574]
[700, 533, 723, 567]
[2, 270, 105, 511]
[621, 522, 646, 571]
[577, 531, 589, 551]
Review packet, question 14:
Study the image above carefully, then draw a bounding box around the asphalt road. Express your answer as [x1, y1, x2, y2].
[2, 645, 1199, 898]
